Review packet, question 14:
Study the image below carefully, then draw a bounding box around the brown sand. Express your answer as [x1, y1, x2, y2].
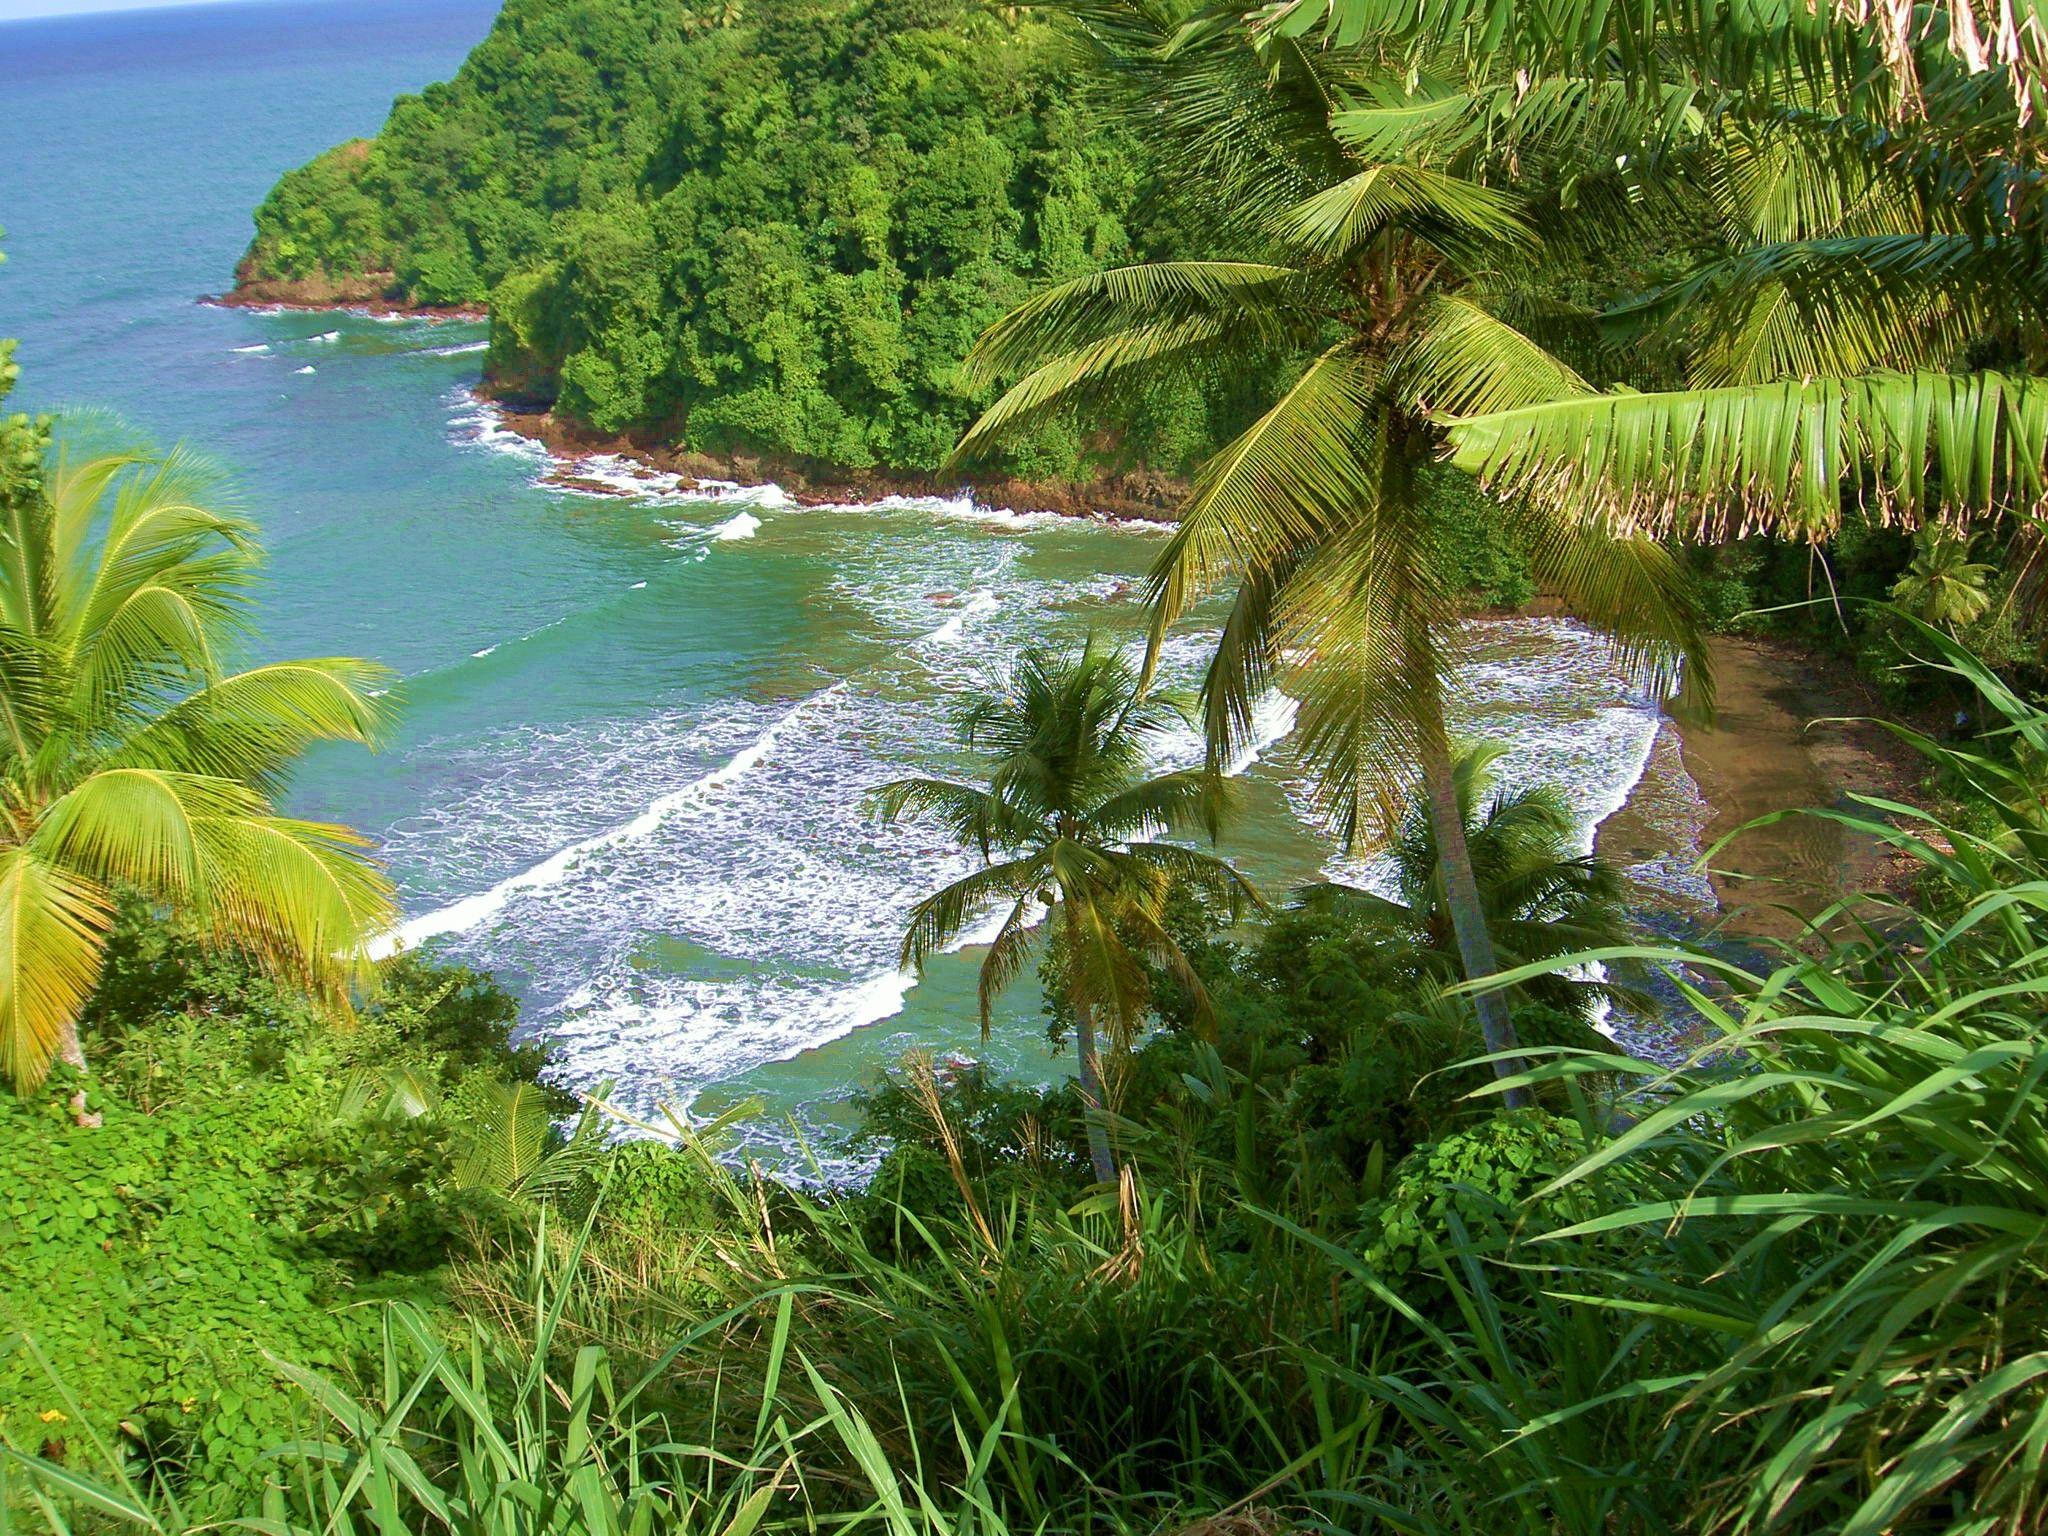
[1666, 636, 1925, 940]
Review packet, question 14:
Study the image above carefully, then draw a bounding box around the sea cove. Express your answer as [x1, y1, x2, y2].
[1, 0, 1708, 1163]
[11, 2, 2039, 1528]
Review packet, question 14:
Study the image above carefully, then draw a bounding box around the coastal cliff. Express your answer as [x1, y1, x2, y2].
[233, 0, 1258, 487]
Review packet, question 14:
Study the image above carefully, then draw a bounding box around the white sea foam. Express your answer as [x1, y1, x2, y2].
[472, 645, 498, 659]
[374, 474, 1696, 1157]
[232, 343, 269, 355]
[923, 589, 999, 646]
[1306, 617, 1674, 897]
[711, 511, 761, 540]
[1228, 692, 1302, 776]
[370, 685, 845, 959]
[294, 365, 316, 375]
[446, 387, 551, 465]
[556, 453, 684, 499]
[818, 489, 1068, 531]
[307, 330, 340, 344]
[427, 340, 488, 356]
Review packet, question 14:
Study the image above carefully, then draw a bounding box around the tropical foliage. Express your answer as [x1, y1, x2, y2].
[1302, 740, 1647, 1021]
[948, 0, 1710, 1091]
[238, 0, 1246, 478]
[1238, 0, 2048, 553]
[873, 635, 1259, 1179]
[13, 1, 2048, 1534]
[7, 620, 2045, 1536]
[0, 433, 393, 1105]
[0, 927, 553, 1515]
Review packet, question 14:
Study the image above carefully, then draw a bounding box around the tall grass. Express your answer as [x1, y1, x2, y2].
[0, 1196, 1044, 1536]
[8, 613, 2045, 1536]
[1379, 612, 2048, 1535]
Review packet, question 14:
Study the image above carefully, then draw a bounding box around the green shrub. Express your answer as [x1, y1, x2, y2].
[1, 928, 559, 1514]
[1364, 1107, 1590, 1275]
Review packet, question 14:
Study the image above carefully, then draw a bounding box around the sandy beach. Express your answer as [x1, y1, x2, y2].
[1667, 635, 1926, 940]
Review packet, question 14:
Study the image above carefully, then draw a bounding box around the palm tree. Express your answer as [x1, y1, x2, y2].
[874, 636, 1261, 1182]
[1256, 0, 2048, 566]
[0, 441, 396, 1118]
[1300, 743, 1646, 1025]
[948, 5, 1708, 1101]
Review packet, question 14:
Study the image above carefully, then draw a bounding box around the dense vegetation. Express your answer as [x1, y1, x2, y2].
[238, 0, 1268, 479]
[13, 0, 2048, 1531]
[1, 928, 560, 1515]
[10, 629, 2047, 1535]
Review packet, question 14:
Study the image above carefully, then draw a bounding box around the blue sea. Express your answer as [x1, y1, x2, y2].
[0, 0, 1709, 1163]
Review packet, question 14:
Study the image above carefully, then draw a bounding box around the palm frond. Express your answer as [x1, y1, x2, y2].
[1193, 557, 1294, 770]
[1121, 838, 1266, 918]
[1086, 766, 1235, 842]
[1052, 867, 1156, 1042]
[1334, 75, 1712, 166]
[1511, 505, 1714, 711]
[189, 813, 395, 996]
[899, 854, 1048, 972]
[451, 1078, 603, 1197]
[960, 261, 1310, 391]
[975, 895, 1045, 1036]
[1143, 339, 1384, 649]
[1396, 294, 1593, 418]
[1619, 233, 2044, 384]
[0, 847, 110, 1090]
[0, 624, 52, 770]
[1272, 163, 1531, 264]
[869, 775, 1048, 857]
[106, 658, 393, 790]
[29, 767, 263, 900]
[1446, 370, 2048, 538]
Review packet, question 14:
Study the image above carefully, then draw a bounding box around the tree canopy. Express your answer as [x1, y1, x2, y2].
[239, 0, 1269, 478]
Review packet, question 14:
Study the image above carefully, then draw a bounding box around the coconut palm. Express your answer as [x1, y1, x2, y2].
[1268, 0, 2048, 140]
[1258, 0, 2048, 558]
[874, 636, 1262, 1182]
[949, 4, 1708, 1101]
[0, 441, 396, 1116]
[1299, 743, 1646, 1024]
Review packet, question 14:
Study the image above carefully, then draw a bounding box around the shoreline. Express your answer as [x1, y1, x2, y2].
[212, 284, 1185, 521]
[490, 382, 1927, 943]
[217, 289, 1924, 937]
[1662, 636, 1925, 940]
[489, 398, 1189, 527]
[213, 264, 489, 320]
[204, 286, 487, 323]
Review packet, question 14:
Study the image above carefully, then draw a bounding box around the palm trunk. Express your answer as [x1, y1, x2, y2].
[58, 1016, 102, 1128]
[1416, 693, 1531, 1109]
[1073, 999, 1117, 1183]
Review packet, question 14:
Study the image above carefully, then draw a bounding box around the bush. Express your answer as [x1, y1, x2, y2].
[1363, 1107, 1590, 1275]
[1, 928, 560, 1514]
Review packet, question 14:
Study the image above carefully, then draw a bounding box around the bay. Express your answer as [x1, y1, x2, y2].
[0, 0, 1710, 1166]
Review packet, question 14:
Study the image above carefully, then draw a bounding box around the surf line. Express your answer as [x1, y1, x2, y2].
[367, 682, 848, 960]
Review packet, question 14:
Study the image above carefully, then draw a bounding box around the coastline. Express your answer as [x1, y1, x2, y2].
[216, 287, 1926, 938]
[490, 376, 1930, 943]
[1663, 635, 1925, 940]
[206, 279, 486, 323]
[490, 398, 1189, 527]
[213, 282, 1184, 521]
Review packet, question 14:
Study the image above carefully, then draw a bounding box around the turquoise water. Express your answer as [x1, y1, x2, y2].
[0, 0, 1709, 1165]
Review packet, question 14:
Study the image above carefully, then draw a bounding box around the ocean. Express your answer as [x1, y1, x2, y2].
[0, 0, 1712, 1166]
